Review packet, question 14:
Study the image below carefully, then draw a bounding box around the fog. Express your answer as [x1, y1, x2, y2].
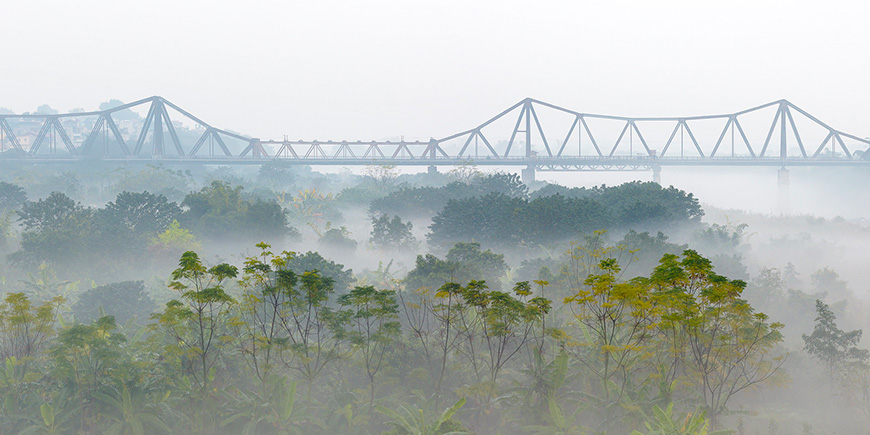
[2, 0, 870, 434]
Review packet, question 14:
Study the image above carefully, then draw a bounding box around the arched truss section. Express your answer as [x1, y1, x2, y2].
[0, 96, 255, 159]
[0, 97, 867, 163]
[439, 98, 870, 162]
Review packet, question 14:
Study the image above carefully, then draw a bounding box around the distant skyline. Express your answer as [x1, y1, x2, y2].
[2, 0, 868, 142]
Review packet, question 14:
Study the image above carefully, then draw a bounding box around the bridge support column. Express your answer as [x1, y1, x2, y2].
[428, 165, 438, 174]
[522, 165, 536, 184]
[652, 165, 661, 185]
[777, 167, 789, 214]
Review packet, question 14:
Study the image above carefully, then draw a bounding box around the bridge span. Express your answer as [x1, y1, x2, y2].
[1, 96, 868, 183]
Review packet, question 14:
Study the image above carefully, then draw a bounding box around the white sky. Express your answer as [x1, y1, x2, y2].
[1, 0, 868, 142]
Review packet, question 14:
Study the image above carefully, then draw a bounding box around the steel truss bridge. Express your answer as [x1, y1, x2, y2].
[1, 96, 869, 176]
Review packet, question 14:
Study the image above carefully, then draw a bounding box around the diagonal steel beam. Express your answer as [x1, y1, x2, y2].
[51, 118, 76, 155]
[81, 115, 106, 155]
[456, 132, 475, 157]
[784, 106, 807, 158]
[189, 129, 211, 156]
[29, 118, 52, 155]
[104, 115, 130, 155]
[733, 118, 756, 157]
[579, 117, 603, 156]
[710, 118, 733, 158]
[629, 121, 652, 156]
[608, 121, 630, 157]
[682, 121, 705, 158]
[213, 131, 232, 156]
[835, 133, 852, 159]
[812, 131, 834, 158]
[0, 119, 22, 152]
[659, 122, 681, 157]
[476, 131, 499, 158]
[159, 104, 185, 156]
[134, 101, 157, 155]
[529, 104, 553, 157]
[503, 107, 526, 158]
[556, 117, 579, 157]
[759, 107, 782, 157]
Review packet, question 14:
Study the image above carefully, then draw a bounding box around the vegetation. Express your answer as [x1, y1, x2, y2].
[0, 163, 863, 433]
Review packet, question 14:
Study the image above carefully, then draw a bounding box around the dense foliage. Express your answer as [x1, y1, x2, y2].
[0, 163, 864, 433]
[428, 182, 703, 249]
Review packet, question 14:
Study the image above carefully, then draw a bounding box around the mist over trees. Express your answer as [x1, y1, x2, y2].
[0, 161, 865, 433]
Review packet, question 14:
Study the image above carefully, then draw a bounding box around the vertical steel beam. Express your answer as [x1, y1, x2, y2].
[525, 101, 531, 158]
[152, 101, 164, 156]
[780, 102, 787, 161]
[503, 107, 525, 157]
[134, 101, 157, 155]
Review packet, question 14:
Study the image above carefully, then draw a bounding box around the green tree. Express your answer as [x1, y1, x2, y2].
[646, 250, 785, 425]
[72, 281, 155, 326]
[370, 214, 418, 252]
[0, 181, 27, 211]
[286, 251, 354, 293]
[49, 316, 127, 432]
[0, 292, 63, 361]
[338, 285, 400, 407]
[12, 192, 94, 271]
[236, 243, 298, 382]
[802, 299, 869, 378]
[100, 191, 181, 236]
[182, 181, 290, 242]
[150, 251, 238, 392]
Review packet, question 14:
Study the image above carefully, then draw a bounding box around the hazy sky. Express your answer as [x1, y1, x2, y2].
[2, 0, 868, 141]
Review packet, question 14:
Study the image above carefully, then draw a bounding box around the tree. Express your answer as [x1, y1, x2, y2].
[150, 251, 238, 393]
[72, 281, 155, 326]
[0, 292, 63, 361]
[49, 316, 127, 431]
[320, 225, 358, 252]
[236, 243, 297, 382]
[35, 104, 58, 115]
[0, 181, 27, 211]
[236, 243, 349, 395]
[337, 285, 400, 407]
[404, 254, 464, 292]
[182, 180, 290, 241]
[365, 164, 399, 192]
[98, 191, 183, 257]
[148, 219, 201, 256]
[370, 214, 418, 251]
[17, 192, 89, 232]
[99, 191, 181, 236]
[446, 242, 507, 289]
[286, 251, 354, 293]
[471, 172, 528, 198]
[564, 258, 656, 408]
[646, 250, 785, 425]
[98, 99, 140, 121]
[12, 192, 95, 271]
[810, 268, 850, 298]
[802, 299, 869, 378]
[277, 270, 348, 392]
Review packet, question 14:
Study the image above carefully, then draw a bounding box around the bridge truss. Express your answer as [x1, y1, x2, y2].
[1, 96, 868, 169]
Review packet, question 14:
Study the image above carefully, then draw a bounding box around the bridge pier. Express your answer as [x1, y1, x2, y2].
[522, 165, 536, 184]
[427, 165, 438, 174]
[777, 167, 789, 214]
[652, 165, 661, 185]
